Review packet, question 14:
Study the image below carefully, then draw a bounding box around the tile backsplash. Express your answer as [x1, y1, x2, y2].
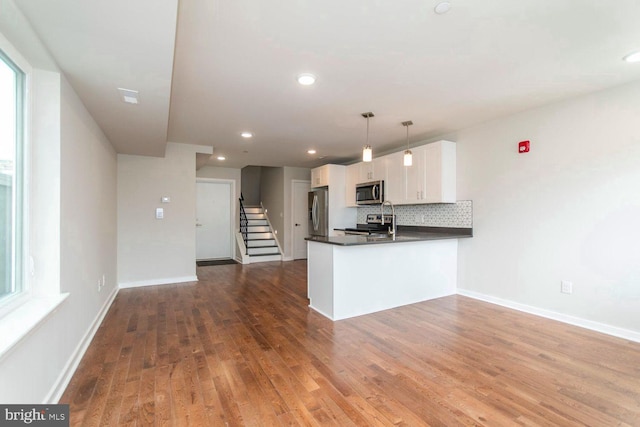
[357, 200, 473, 228]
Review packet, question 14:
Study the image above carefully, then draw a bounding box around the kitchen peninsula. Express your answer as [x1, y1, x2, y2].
[306, 227, 472, 320]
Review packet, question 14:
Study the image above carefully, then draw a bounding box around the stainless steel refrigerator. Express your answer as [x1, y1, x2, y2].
[308, 187, 328, 237]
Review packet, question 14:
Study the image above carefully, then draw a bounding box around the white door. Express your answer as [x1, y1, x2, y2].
[196, 181, 232, 260]
[293, 181, 311, 259]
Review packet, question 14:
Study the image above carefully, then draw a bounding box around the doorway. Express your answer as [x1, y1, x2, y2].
[292, 180, 311, 259]
[196, 180, 234, 260]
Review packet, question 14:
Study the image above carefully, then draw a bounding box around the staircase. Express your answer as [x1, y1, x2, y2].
[240, 205, 282, 263]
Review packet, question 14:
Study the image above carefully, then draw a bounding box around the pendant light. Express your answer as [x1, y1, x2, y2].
[362, 112, 374, 162]
[402, 120, 413, 166]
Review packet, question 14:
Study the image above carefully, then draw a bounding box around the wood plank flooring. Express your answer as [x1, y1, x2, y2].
[60, 261, 640, 426]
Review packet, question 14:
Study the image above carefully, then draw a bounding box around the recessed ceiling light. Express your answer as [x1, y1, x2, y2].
[623, 51, 640, 63]
[240, 132, 253, 138]
[117, 87, 139, 104]
[307, 149, 317, 154]
[434, 1, 451, 14]
[217, 156, 226, 161]
[297, 73, 317, 85]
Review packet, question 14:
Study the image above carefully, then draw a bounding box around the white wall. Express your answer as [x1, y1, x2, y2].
[117, 143, 211, 287]
[455, 79, 640, 336]
[0, 0, 118, 403]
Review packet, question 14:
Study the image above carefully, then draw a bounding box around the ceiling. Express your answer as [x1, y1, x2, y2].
[17, 0, 640, 169]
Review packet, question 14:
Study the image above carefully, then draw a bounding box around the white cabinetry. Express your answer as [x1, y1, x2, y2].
[359, 157, 386, 182]
[311, 165, 329, 188]
[384, 151, 405, 204]
[399, 140, 456, 204]
[341, 140, 456, 207]
[345, 163, 360, 207]
[310, 164, 357, 234]
[423, 140, 456, 203]
[404, 145, 427, 204]
[345, 158, 387, 207]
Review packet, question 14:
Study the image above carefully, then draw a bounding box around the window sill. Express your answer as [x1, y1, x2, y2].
[0, 293, 69, 361]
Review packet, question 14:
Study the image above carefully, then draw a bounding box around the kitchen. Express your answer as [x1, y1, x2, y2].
[1, 0, 639, 423]
[306, 137, 473, 320]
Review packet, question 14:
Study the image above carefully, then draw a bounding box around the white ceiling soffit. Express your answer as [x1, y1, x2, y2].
[17, 0, 179, 157]
[17, 0, 640, 167]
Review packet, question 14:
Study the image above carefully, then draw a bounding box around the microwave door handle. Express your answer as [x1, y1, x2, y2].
[372, 185, 378, 201]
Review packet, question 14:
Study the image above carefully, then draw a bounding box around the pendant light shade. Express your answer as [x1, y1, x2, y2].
[402, 120, 413, 167]
[363, 145, 372, 162]
[362, 112, 374, 162]
[404, 149, 413, 166]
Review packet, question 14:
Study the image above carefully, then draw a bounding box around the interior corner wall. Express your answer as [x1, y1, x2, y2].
[117, 143, 201, 287]
[241, 166, 262, 205]
[259, 167, 285, 249]
[455, 79, 640, 334]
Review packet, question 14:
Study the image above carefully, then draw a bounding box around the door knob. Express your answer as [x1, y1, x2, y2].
[295, 223, 301, 226]
[196, 223, 203, 227]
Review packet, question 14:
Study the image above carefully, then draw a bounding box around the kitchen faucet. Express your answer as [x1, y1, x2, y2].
[380, 200, 396, 237]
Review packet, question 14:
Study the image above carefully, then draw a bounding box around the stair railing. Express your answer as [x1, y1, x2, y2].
[239, 194, 249, 254]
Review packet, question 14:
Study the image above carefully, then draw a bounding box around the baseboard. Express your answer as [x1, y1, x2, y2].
[45, 285, 119, 403]
[118, 276, 198, 289]
[282, 256, 294, 262]
[457, 289, 640, 344]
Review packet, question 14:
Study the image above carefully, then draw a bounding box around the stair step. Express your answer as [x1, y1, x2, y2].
[246, 213, 265, 220]
[247, 219, 268, 226]
[247, 246, 280, 255]
[247, 254, 282, 263]
[247, 232, 273, 240]
[247, 225, 270, 233]
[247, 239, 276, 247]
[244, 207, 262, 214]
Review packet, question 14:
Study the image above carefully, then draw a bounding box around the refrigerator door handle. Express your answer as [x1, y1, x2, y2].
[312, 195, 318, 231]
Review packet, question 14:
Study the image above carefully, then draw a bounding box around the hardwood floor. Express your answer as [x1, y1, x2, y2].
[61, 261, 640, 426]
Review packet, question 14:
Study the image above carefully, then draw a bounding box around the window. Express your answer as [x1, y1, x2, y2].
[0, 49, 25, 303]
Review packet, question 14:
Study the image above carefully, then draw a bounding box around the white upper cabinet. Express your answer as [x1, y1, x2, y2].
[402, 145, 426, 204]
[401, 140, 456, 204]
[423, 141, 456, 203]
[311, 165, 329, 187]
[345, 163, 360, 207]
[358, 157, 386, 182]
[340, 140, 456, 207]
[384, 151, 406, 204]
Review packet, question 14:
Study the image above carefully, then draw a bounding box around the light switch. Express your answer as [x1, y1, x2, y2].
[156, 208, 164, 219]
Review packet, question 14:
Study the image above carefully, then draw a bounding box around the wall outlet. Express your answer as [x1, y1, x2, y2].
[561, 280, 573, 294]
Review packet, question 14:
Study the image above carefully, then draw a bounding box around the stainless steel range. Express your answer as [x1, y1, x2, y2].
[343, 214, 395, 236]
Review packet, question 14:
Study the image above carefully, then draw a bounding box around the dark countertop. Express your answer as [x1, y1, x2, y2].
[306, 226, 472, 246]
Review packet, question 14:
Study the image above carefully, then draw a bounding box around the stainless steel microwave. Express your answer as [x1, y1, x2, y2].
[356, 180, 384, 205]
